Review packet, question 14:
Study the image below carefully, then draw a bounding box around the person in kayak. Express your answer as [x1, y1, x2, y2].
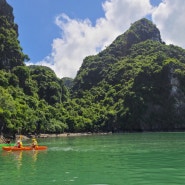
[31, 138, 38, 149]
[17, 140, 23, 148]
[16, 135, 23, 148]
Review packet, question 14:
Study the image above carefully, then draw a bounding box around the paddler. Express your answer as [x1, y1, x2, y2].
[16, 135, 23, 148]
[17, 140, 23, 148]
[31, 138, 38, 149]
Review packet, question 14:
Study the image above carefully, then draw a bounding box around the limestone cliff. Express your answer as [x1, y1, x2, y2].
[0, 0, 14, 22]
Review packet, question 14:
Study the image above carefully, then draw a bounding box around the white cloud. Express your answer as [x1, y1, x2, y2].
[152, 0, 185, 47]
[33, 0, 152, 78]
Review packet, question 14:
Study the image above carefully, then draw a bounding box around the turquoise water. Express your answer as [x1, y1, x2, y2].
[1, 132, 185, 185]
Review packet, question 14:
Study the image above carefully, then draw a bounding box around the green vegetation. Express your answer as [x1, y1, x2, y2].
[72, 19, 185, 132]
[1, 0, 185, 136]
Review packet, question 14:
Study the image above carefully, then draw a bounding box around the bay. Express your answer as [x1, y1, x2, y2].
[1, 132, 185, 185]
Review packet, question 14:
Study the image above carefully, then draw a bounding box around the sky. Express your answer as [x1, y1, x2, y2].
[5, 0, 185, 78]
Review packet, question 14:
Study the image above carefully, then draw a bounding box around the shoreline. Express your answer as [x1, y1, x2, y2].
[2, 132, 113, 142]
[37, 132, 112, 138]
[13, 132, 112, 140]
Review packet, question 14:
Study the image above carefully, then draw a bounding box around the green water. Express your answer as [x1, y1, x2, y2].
[1, 132, 185, 185]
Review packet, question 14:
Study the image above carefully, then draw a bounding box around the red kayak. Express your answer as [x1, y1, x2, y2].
[2, 146, 48, 151]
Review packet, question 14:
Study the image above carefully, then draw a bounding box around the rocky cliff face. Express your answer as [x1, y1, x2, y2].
[0, 0, 27, 70]
[169, 65, 185, 116]
[0, 0, 14, 22]
[0, 0, 18, 35]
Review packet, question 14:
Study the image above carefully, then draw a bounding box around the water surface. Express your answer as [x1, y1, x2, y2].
[1, 132, 185, 185]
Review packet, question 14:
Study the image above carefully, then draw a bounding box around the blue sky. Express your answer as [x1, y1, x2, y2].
[6, 0, 185, 78]
[7, 0, 105, 62]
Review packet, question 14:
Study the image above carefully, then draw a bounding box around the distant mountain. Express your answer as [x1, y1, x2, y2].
[62, 77, 74, 89]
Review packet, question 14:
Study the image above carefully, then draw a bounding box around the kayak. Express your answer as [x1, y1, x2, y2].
[2, 146, 48, 151]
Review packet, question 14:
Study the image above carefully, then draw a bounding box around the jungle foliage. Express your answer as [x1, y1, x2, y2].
[1, 0, 185, 136]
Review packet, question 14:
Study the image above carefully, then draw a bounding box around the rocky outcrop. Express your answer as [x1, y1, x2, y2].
[0, 0, 14, 22]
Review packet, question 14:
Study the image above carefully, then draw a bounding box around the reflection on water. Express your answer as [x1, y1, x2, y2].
[1, 150, 39, 170]
[0, 149, 47, 185]
[32, 150, 38, 162]
[13, 151, 23, 169]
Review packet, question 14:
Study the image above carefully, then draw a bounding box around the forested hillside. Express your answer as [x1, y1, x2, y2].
[1, 0, 185, 137]
[72, 18, 185, 132]
[0, 0, 69, 136]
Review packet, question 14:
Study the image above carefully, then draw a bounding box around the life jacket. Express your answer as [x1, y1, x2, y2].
[17, 141, 23, 148]
[32, 140, 38, 148]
